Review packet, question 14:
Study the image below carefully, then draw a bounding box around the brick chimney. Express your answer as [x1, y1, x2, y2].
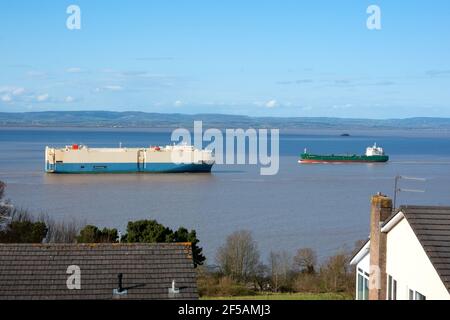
[368, 193, 392, 300]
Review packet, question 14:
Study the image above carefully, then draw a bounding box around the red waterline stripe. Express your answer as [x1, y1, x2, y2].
[299, 159, 386, 164]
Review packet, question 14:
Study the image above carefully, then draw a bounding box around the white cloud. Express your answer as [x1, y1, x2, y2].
[65, 96, 75, 103]
[0, 86, 26, 103]
[1, 94, 12, 102]
[0, 86, 25, 96]
[66, 67, 82, 73]
[265, 99, 279, 108]
[174, 100, 183, 107]
[36, 93, 49, 102]
[12, 87, 25, 96]
[93, 85, 123, 93]
[103, 85, 123, 91]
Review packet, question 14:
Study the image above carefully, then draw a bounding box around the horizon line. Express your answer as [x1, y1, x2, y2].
[1, 110, 450, 121]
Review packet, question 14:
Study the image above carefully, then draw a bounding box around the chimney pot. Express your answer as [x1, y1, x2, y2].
[118, 273, 123, 292]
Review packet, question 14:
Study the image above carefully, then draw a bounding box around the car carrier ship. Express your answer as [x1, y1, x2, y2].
[299, 143, 389, 164]
[45, 144, 215, 173]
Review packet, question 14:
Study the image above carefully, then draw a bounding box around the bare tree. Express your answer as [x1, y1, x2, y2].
[0, 180, 85, 243]
[293, 248, 317, 274]
[216, 230, 260, 282]
[0, 181, 13, 227]
[0, 181, 5, 200]
[40, 214, 85, 243]
[269, 250, 293, 292]
[319, 250, 354, 293]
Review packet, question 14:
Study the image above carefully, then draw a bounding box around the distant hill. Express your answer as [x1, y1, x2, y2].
[1, 111, 450, 130]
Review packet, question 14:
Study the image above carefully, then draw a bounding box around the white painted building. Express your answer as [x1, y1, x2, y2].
[350, 197, 450, 300]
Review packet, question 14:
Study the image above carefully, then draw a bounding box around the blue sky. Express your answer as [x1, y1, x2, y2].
[1, 0, 450, 118]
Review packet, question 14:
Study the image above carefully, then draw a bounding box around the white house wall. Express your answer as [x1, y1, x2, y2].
[357, 251, 370, 274]
[386, 218, 450, 300]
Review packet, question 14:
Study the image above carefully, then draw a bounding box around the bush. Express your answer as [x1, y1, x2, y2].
[216, 277, 256, 296]
[124, 219, 172, 243]
[293, 273, 321, 293]
[318, 251, 355, 295]
[123, 219, 205, 267]
[77, 225, 118, 243]
[0, 220, 47, 243]
[197, 269, 256, 297]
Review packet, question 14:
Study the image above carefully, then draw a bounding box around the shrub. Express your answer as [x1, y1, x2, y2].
[197, 269, 256, 297]
[123, 219, 205, 267]
[0, 220, 47, 243]
[293, 273, 321, 293]
[77, 225, 118, 243]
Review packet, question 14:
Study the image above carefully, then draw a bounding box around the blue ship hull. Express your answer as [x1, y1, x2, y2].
[46, 162, 213, 173]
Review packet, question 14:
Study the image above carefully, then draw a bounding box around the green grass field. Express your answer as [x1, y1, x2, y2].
[201, 292, 353, 300]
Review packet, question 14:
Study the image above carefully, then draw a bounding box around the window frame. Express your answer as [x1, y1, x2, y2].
[356, 268, 369, 300]
[387, 274, 397, 300]
[409, 288, 426, 300]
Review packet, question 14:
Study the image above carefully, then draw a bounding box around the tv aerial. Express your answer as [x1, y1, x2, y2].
[393, 175, 426, 209]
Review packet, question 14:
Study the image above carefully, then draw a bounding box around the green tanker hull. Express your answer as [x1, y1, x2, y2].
[300, 153, 389, 163]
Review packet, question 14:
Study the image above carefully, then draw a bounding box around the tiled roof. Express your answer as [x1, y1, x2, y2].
[399, 205, 450, 293]
[0, 243, 198, 300]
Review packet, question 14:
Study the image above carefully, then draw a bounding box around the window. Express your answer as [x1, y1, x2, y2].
[393, 279, 397, 300]
[387, 275, 397, 300]
[415, 292, 426, 300]
[357, 268, 369, 300]
[409, 289, 426, 300]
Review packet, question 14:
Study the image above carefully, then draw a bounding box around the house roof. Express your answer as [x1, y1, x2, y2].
[0, 243, 198, 300]
[398, 205, 450, 293]
[350, 205, 450, 293]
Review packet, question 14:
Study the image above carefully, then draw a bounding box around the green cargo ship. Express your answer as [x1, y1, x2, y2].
[299, 143, 389, 164]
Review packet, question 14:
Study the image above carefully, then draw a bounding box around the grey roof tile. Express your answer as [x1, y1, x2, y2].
[0, 243, 198, 300]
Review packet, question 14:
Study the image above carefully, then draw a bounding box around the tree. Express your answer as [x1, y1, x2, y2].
[0, 181, 13, 221]
[216, 230, 261, 282]
[173, 227, 205, 266]
[269, 250, 293, 292]
[43, 215, 83, 243]
[123, 219, 173, 243]
[122, 219, 205, 267]
[77, 225, 118, 243]
[293, 248, 317, 274]
[0, 180, 5, 200]
[253, 263, 270, 291]
[319, 250, 354, 293]
[0, 220, 47, 243]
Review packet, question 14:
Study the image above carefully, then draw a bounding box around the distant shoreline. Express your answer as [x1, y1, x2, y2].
[2, 111, 450, 138]
[1, 125, 450, 138]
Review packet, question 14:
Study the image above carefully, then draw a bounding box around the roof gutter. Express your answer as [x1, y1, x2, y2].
[350, 240, 370, 265]
[381, 211, 405, 233]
